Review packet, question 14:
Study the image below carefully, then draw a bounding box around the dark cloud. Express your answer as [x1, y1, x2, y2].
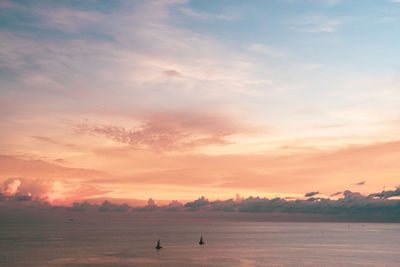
[305, 191, 319, 197]
[369, 188, 400, 199]
[307, 197, 323, 202]
[355, 180, 366, 185]
[15, 194, 32, 201]
[210, 199, 239, 212]
[184, 196, 209, 210]
[98, 200, 130, 212]
[0, 192, 11, 201]
[2, 188, 400, 222]
[237, 197, 283, 212]
[68, 201, 94, 212]
[164, 200, 183, 211]
[132, 198, 159, 211]
[330, 191, 342, 197]
[343, 190, 365, 200]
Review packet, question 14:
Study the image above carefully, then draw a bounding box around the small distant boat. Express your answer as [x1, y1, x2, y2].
[155, 239, 162, 250]
[199, 236, 205, 245]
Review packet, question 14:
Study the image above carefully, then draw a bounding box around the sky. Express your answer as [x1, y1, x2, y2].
[1, 0, 400, 205]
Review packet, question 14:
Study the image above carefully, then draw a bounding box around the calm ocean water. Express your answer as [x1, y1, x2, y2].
[1, 221, 400, 266]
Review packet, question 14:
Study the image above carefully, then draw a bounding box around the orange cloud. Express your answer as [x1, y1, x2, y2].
[1, 177, 110, 206]
[87, 140, 400, 196]
[2, 139, 400, 202]
[3, 179, 21, 195]
[0, 155, 110, 181]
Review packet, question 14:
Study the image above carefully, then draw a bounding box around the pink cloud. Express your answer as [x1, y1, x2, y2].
[36, 7, 104, 32]
[1, 177, 109, 205]
[2, 177, 48, 198]
[0, 155, 111, 180]
[75, 111, 246, 151]
[0, 155, 114, 204]
[164, 70, 181, 77]
[4, 179, 21, 195]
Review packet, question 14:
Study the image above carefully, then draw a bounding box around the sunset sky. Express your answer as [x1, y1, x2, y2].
[1, 0, 400, 205]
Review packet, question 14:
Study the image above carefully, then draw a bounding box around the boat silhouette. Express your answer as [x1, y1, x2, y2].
[155, 239, 162, 249]
[199, 236, 205, 245]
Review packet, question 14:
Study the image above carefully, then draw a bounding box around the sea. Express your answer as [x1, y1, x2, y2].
[1, 221, 400, 266]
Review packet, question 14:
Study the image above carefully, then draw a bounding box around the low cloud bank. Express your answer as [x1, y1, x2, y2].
[2, 185, 400, 221]
[368, 187, 400, 199]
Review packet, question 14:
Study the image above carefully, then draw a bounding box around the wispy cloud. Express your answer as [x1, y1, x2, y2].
[179, 7, 237, 20]
[305, 191, 319, 197]
[282, 0, 342, 6]
[30, 136, 76, 148]
[0, 0, 18, 9]
[75, 111, 246, 151]
[321, 0, 342, 5]
[290, 16, 343, 33]
[36, 7, 104, 32]
[369, 188, 400, 199]
[248, 44, 287, 57]
[164, 69, 182, 77]
[330, 191, 342, 197]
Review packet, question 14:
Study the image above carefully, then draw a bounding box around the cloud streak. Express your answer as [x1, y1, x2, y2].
[248, 44, 287, 57]
[179, 7, 237, 20]
[290, 16, 343, 33]
[305, 191, 319, 197]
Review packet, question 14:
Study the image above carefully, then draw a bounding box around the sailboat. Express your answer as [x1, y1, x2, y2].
[199, 235, 205, 245]
[155, 239, 162, 249]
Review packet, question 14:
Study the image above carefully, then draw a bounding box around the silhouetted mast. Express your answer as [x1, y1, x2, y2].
[199, 235, 205, 245]
[155, 239, 162, 249]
